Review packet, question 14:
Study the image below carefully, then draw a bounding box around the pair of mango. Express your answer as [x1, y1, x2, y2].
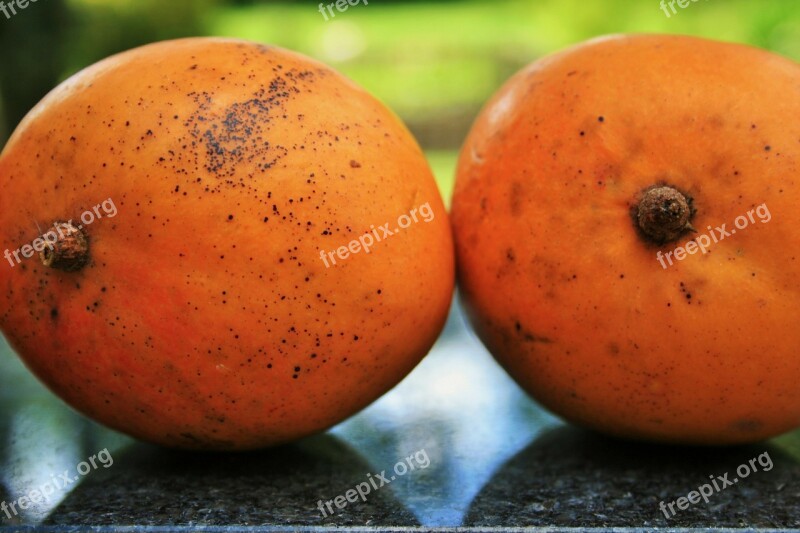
[1, 34, 798, 450]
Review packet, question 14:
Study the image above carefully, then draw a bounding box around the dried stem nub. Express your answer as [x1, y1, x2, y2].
[635, 185, 695, 244]
[40, 221, 90, 272]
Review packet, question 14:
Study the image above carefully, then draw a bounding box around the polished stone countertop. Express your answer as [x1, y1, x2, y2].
[1, 301, 799, 531]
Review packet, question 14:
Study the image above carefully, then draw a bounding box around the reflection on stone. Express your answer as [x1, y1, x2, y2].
[0, 484, 22, 526]
[330, 300, 561, 526]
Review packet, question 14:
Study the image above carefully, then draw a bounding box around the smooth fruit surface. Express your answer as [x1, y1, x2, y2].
[0, 38, 454, 450]
[452, 34, 800, 445]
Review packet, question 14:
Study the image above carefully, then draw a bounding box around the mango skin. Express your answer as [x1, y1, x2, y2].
[452, 34, 800, 445]
[0, 38, 454, 450]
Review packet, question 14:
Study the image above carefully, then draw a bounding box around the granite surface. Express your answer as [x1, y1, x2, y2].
[1, 302, 799, 531]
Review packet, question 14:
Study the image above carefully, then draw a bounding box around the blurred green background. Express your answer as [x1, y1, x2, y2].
[1, 0, 800, 201]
